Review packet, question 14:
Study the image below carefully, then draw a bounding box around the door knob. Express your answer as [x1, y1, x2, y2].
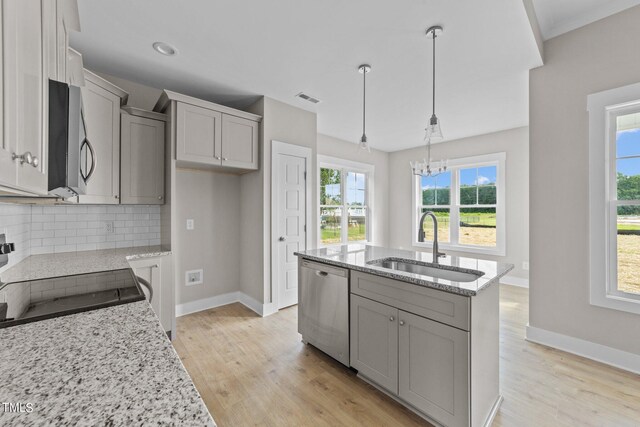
[279, 236, 286, 241]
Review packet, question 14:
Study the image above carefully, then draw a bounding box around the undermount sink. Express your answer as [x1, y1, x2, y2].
[367, 258, 484, 283]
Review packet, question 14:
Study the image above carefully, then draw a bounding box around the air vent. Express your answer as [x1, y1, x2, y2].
[295, 92, 321, 104]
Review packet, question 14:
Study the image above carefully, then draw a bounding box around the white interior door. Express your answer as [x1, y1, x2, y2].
[275, 151, 307, 309]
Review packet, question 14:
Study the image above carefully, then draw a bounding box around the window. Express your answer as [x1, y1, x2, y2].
[588, 82, 640, 314]
[413, 153, 505, 256]
[318, 156, 373, 246]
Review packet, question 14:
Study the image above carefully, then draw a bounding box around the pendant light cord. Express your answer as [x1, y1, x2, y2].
[362, 68, 366, 136]
[432, 29, 436, 117]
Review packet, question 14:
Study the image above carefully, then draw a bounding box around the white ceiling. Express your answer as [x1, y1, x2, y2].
[71, 0, 542, 152]
[532, 0, 640, 40]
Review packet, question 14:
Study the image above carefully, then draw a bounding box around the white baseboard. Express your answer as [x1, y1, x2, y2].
[176, 291, 277, 318]
[525, 324, 640, 375]
[500, 275, 529, 288]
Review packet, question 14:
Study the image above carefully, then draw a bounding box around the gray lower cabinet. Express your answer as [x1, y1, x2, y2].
[398, 310, 469, 427]
[120, 110, 165, 204]
[350, 294, 398, 394]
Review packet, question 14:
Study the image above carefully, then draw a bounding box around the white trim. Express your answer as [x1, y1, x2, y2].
[500, 275, 529, 288]
[587, 83, 640, 315]
[271, 141, 312, 311]
[317, 155, 375, 247]
[525, 324, 640, 375]
[412, 152, 506, 257]
[175, 291, 276, 317]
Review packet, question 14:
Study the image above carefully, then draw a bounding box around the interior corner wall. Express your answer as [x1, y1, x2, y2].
[388, 126, 530, 280]
[316, 134, 390, 247]
[241, 97, 317, 307]
[529, 5, 640, 355]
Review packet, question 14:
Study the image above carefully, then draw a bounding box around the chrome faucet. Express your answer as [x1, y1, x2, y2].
[418, 211, 446, 263]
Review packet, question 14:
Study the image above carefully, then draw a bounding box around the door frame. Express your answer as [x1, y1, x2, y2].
[271, 140, 312, 311]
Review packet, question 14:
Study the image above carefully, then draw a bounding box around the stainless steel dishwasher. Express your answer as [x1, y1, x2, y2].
[298, 259, 349, 366]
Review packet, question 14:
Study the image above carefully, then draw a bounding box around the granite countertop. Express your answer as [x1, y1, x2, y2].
[0, 246, 172, 285]
[0, 301, 215, 426]
[295, 244, 514, 296]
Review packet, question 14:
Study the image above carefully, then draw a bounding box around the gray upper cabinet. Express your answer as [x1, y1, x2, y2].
[0, 0, 79, 196]
[221, 114, 258, 169]
[120, 108, 166, 205]
[176, 102, 222, 165]
[398, 310, 470, 427]
[78, 70, 128, 204]
[154, 90, 261, 173]
[1, 0, 51, 195]
[350, 294, 399, 394]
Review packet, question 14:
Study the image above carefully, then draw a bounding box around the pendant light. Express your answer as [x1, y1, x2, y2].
[411, 25, 448, 178]
[358, 64, 371, 152]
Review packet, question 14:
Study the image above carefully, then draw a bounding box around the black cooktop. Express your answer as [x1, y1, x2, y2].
[0, 269, 146, 329]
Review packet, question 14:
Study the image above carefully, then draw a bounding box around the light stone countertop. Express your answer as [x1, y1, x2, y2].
[0, 301, 215, 426]
[295, 244, 514, 296]
[0, 246, 172, 285]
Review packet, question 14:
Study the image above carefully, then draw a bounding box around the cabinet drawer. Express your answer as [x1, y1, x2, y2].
[351, 271, 470, 331]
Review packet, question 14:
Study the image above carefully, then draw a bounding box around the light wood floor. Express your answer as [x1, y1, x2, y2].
[173, 285, 640, 426]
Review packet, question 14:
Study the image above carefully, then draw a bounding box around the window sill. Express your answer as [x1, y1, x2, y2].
[590, 289, 640, 316]
[412, 241, 505, 257]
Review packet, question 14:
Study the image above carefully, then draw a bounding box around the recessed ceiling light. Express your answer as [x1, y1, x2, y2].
[152, 42, 177, 56]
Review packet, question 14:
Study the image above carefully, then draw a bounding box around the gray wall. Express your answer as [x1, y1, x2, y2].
[242, 97, 318, 305]
[388, 126, 530, 280]
[529, 5, 640, 354]
[174, 169, 241, 305]
[317, 133, 390, 247]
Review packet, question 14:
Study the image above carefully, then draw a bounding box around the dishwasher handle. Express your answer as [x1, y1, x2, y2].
[301, 259, 348, 278]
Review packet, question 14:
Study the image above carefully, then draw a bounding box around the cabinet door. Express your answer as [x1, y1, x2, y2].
[399, 310, 469, 427]
[176, 102, 222, 165]
[120, 114, 165, 204]
[350, 294, 398, 394]
[2, 0, 48, 194]
[78, 79, 121, 204]
[0, 1, 16, 188]
[221, 114, 258, 169]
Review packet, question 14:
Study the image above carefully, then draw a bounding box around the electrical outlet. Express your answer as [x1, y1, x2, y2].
[185, 269, 203, 286]
[186, 219, 194, 230]
[104, 221, 115, 234]
[523, 261, 530, 271]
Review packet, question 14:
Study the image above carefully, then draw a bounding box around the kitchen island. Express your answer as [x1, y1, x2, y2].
[0, 300, 214, 426]
[295, 245, 513, 427]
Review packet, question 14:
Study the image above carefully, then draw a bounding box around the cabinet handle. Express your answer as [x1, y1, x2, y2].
[399, 320, 405, 326]
[158, 196, 163, 200]
[223, 157, 228, 161]
[389, 316, 394, 322]
[115, 195, 119, 199]
[12, 151, 34, 165]
[214, 155, 221, 160]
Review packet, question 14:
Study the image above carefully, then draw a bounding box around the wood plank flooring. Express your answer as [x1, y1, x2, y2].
[173, 285, 640, 426]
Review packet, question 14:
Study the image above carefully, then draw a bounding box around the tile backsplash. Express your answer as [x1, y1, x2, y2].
[0, 203, 160, 274]
[30, 205, 160, 254]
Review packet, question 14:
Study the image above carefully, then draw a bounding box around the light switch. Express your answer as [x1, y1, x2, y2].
[186, 219, 194, 230]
